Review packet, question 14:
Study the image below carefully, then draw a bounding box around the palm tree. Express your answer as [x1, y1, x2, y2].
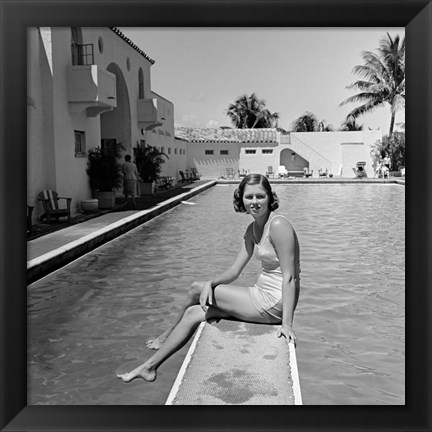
[133, 145, 168, 183]
[340, 115, 364, 131]
[340, 33, 405, 137]
[290, 112, 320, 132]
[226, 93, 279, 128]
[318, 120, 335, 132]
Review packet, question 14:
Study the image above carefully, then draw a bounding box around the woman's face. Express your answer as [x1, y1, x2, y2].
[242, 183, 270, 217]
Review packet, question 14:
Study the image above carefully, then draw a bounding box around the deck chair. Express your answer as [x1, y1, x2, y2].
[185, 169, 195, 182]
[226, 168, 236, 179]
[266, 166, 275, 178]
[303, 167, 313, 178]
[277, 165, 288, 178]
[353, 162, 367, 178]
[38, 190, 72, 223]
[179, 171, 187, 183]
[318, 168, 328, 178]
[190, 168, 201, 180]
[238, 169, 249, 179]
[179, 171, 192, 183]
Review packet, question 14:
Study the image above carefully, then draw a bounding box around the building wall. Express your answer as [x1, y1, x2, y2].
[27, 27, 177, 222]
[185, 141, 240, 179]
[289, 131, 382, 177]
[182, 130, 382, 179]
[27, 28, 56, 207]
[146, 92, 183, 180]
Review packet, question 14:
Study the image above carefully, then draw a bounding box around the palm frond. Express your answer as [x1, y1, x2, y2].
[347, 99, 387, 118]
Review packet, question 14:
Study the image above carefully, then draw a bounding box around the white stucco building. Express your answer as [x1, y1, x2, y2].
[175, 127, 382, 180]
[27, 27, 181, 221]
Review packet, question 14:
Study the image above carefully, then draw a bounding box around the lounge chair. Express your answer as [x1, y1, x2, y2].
[190, 168, 201, 180]
[238, 169, 249, 178]
[185, 169, 195, 182]
[156, 176, 174, 191]
[318, 168, 328, 178]
[179, 171, 192, 183]
[277, 165, 288, 178]
[38, 190, 72, 223]
[226, 168, 236, 179]
[266, 166, 275, 178]
[353, 162, 367, 178]
[303, 167, 313, 178]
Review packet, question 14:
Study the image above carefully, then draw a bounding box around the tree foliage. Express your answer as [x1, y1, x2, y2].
[134, 145, 168, 183]
[340, 33, 405, 136]
[87, 143, 124, 192]
[340, 115, 364, 131]
[371, 132, 405, 170]
[290, 112, 335, 132]
[226, 93, 280, 129]
[290, 112, 319, 132]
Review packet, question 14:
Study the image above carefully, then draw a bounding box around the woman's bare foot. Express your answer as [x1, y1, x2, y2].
[117, 363, 157, 383]
[146, 329, 170, 350]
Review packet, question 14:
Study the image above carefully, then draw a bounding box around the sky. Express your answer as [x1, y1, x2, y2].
[120, 27, 405, 135]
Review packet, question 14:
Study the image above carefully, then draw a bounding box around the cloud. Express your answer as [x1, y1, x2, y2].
[206, 120, 218, 128]
[190, 92, 208, 102]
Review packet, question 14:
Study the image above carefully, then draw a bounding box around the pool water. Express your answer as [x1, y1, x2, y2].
[28, 183, 404, 405]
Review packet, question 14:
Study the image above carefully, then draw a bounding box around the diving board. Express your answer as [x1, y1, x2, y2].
[166, 320, 302, 405]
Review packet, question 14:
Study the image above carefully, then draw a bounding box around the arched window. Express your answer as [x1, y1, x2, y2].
[71, 27, 93, 65]
[138, 68, 144, 99]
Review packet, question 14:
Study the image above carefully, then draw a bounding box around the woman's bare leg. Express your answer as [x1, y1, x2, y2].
[117, 282, 291, 383]
[118, 305, 228, 383]
[146, 281, 206, 350]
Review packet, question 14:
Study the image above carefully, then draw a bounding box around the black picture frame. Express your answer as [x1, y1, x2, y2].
[1, 0, 430, 431]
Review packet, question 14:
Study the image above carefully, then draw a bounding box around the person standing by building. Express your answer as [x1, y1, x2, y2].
[383, 153, 391, 178]
[122, 154, 139, 208]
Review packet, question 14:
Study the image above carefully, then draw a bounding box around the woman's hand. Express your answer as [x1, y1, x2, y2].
[277, 325, 297, 345]
[199, 281, 213, 312]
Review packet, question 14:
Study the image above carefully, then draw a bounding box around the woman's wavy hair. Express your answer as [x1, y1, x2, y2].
[233, 173, 279, 213]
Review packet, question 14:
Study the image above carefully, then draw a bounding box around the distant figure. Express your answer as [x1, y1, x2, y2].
[122, 155, 139, 208]
[374, 160, 383, 178]
[381, 164, 390, 179]
[383, 154, 391, 177]
[117, 174, 301, 383]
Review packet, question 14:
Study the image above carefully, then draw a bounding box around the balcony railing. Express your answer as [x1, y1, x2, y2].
[71, 43, 94, 66]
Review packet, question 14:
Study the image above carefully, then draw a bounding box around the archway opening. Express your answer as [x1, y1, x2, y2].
[100, 63, 132, 157]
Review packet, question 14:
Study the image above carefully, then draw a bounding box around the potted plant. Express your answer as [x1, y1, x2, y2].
[87, 143, 124, 208]
[134, 144, 168, 195]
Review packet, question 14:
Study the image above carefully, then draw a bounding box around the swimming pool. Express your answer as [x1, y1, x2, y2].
[28, 183, 405, 405]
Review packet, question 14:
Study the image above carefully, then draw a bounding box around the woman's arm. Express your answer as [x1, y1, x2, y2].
[199, 224, 254, 311]
[270, 217, 298, 343]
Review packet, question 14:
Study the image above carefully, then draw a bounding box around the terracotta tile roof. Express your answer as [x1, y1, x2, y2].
[110, 27, 155, 65]
[174, 127, 279, 143]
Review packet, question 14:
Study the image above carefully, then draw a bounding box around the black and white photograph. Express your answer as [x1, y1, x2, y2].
[26, 26, 407, 406]
[1, 0, 431, 431]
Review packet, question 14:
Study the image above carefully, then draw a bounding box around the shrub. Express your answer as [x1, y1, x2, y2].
[87, 143, 124, 192]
